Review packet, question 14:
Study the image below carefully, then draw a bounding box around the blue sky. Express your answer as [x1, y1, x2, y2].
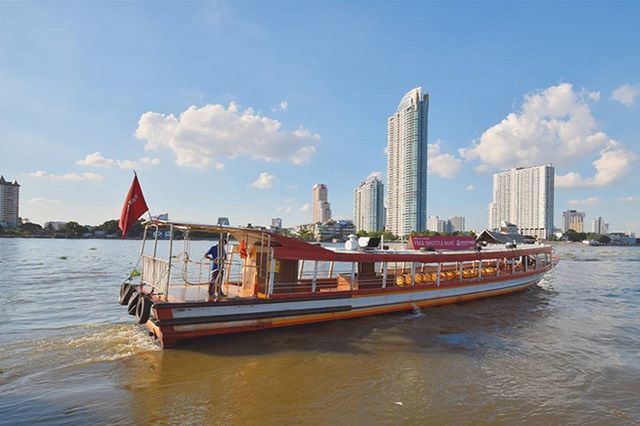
[1, 1, 639, 233]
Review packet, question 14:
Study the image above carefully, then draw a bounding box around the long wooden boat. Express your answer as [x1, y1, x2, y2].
[118, 220, 554, 348]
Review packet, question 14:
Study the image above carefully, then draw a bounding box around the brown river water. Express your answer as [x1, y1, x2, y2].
[0, 239, 638, 424]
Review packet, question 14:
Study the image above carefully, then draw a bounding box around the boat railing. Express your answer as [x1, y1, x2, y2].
[141, 254, 170, 294]
[269, 253, 552, 295]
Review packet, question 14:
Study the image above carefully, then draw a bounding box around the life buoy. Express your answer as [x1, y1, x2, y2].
[127, 292, 141, 315]
[119, 283, 134, 305]
[136, 295, 152, 324]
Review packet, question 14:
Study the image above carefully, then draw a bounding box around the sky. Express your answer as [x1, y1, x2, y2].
[1, 1, 639, 234]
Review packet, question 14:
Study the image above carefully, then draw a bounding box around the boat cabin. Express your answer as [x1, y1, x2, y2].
[137, 219, 553, 303]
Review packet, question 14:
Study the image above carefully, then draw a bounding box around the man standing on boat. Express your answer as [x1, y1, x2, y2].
[205, 238, 226, 298]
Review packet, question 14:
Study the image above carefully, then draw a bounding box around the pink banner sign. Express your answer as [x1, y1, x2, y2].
[408, 236, 476, 251]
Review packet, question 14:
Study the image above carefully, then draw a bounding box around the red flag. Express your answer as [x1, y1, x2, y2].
[119, 173, 149, 237]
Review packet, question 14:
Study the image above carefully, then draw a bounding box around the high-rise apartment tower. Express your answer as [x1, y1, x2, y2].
[562, 210, 585, 233]
[0, 176, 20, 228]
[353, 174, 385, 233]
[592, 217, 609, 235]
[312, 184, 331, 223]
[449, 215, 465, 233]
[386, 87, 429, 236]
[488, 165, 554, 239]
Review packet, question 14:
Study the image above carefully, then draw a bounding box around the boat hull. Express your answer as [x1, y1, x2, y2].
[145, 270, 547, 348]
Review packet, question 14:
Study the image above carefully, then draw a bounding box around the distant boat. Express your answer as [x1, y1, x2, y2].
[582, 240, 601, 246]
[118, 219, 555, 348]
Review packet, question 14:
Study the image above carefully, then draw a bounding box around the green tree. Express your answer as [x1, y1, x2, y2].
[44, 223, 55, 234]
[64, 221, 87, 238]
[20, 222, 43, 235]
[127, 220, 145, 238]
[100, 219, 120, 235]
[563, 229, 586, 242]
[297, 229, 315, 241]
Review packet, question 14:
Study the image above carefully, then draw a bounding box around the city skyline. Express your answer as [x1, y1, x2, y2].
[1, 2, 639, 233]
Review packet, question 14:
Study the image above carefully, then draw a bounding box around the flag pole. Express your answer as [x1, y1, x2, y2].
[134, 170, 153, 221]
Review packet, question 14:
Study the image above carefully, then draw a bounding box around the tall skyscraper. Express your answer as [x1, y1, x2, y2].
[562, 210, 585, 232]
[312, 184, 331, 223]
[0, 176, 20, 228]
[592, 217, 609, 235]
[271, 217, 282, 230]
[353, 174, 385, 233]
[488, 165, 554, 239]
[386, 87, 429, 236]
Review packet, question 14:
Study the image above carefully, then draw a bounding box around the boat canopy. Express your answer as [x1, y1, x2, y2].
[144, 219, 551, 264]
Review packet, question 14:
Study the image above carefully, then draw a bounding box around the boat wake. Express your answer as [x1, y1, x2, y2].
[411, 303, 425, 317]
[0, 323, 159, 387]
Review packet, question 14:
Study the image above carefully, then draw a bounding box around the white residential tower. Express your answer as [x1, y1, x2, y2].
[354, 174, 385, 233]
[386, 87, 429, 236]
[0, 176, 20, 228]
[488, 165, 554, 239]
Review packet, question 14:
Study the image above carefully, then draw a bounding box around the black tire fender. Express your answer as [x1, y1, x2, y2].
[127, 292, 141, 315]
[136, 295, 152, 324]
[119, 283, 135, 305]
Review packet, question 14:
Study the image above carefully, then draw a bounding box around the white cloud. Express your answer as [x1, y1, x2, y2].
[428, 141, 462, 178]
[459, 83, 637, 188]
[466, 185, 474, 191]
[612, 84, 640, 106]
[587, 91, 601, 101]
[214, 162, 225, 170]
[366, 171, 383, 180]
[140, 157, 161, 166]
[30, 197, 61, 204]
[30, 171, 103, 181]
[135, 102, 319, 169]
[277, 206, 292, 213]
[568, 197, 602, 206]
[619, 195, 640, 202]
[299, 203, 310, 212]
[556, 142, 638, 188]
[284, 197, 295, 203]
[77, 152, 160, 170]
[272, 100, 288, 112]
[251, 172, 276, 189]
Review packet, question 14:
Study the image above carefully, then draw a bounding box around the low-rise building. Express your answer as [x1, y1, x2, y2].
[608, 232, 636, 245]
[313, 220, 356, 242]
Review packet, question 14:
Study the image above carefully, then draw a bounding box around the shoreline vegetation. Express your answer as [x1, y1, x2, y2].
[1, 219, 636, 246]
[0, 218, 474, 242]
